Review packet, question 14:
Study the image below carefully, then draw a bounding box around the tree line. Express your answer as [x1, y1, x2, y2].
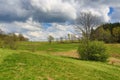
[90, 22, 120, 43]
[47, 22, 120, 44]
[0, 29, 28, 49]
[47, 34, 81, 44]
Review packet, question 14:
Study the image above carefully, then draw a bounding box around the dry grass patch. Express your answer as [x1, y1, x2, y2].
[108, 57, 120, 66]
[52, 50, 79, 58]
[110, 53, 120, 59]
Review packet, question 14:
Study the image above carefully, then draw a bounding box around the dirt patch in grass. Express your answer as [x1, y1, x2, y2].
[108, 57, 120, 66]
[47, 76, 54, 80]
[110, 53, 120, 59]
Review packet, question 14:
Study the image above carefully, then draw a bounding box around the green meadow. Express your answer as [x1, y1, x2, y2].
[0, 42, 120, 80]
[17, 42, 78, 52]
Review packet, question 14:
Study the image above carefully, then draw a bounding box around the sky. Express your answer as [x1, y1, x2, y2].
[0, 0, 120, 41]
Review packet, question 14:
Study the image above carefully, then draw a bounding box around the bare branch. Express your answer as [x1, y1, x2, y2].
[75, 12, 102, 39]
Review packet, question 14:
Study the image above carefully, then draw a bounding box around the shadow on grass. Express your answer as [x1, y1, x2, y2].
[60, 56, 80, 60]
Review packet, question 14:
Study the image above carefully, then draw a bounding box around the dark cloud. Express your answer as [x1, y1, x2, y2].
[0, 0, 76, 23]
[0, 0, 30, 22]
[0, 0, 120, 23]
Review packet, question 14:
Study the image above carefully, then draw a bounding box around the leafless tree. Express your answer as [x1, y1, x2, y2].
[75, 12, 102, 40]
[48, 35, 54, 44]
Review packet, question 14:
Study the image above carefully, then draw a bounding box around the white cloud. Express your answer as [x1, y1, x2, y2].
[14, 17, 42, 31]
[0, 0, 120, 41]
[0, 0, 119, 23]
[46, 23, 74, 38]
[28, 23, 74, 41]
[0, 20, 75, 41]
[75, 0, 111, 22]
[30, 0, 77, 22]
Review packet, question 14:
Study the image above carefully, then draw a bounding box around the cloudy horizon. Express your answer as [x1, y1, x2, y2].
[0, 0, 120, 41]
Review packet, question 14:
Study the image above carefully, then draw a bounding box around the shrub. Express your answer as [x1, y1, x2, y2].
[3, 36, 18, 50]
[78, 41, 108, 62]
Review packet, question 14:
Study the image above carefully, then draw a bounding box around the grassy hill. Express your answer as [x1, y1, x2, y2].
[0, 42, 120, 80]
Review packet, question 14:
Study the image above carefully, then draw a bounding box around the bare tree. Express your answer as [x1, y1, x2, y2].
[60, 37, 64, 43]
[48, 35, 54, 44]
[75, 12, 102, 40]
[75, 12, 108, 61]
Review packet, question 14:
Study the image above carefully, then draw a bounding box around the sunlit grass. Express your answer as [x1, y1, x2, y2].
[0, 42, 120, 80]
[106, 44, 120, 54]
[17, 41, 79, 52]
[0, 50, 120, 80]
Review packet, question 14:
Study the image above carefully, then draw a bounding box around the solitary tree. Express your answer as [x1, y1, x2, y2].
[75, 12, 102, 40]
[48, 35, 54, 44]
[67, 34, 71, 41]
[76, 12, 108, 61]
[60, 37, 64, 43]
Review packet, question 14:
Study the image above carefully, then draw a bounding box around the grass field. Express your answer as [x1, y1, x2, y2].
[17, 42, 120, 55]
[106, 44, 120, 58]
[0, 42, 120, 80]
[17, 42, 78, 52]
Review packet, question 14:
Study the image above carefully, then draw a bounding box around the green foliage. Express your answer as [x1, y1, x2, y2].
[3, 36, 18, 49]
[0, 29, 28, 49]
[93, 27, 111, 43]
[91, 22, 120, 43]
[78, 41, 108, 61]
[113, 27, 120, 42]
[17, 34, 28, 41]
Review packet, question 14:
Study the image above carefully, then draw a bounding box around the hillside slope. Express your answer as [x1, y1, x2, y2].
[0, 49, 120, 80]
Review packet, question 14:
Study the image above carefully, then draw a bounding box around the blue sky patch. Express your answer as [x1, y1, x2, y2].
[42, 23, 52, 29]
[108, 7, 114, 15]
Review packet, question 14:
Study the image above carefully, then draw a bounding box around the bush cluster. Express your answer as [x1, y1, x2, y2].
[78, 41, 108, 62]
[0, 30, 28, 49]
